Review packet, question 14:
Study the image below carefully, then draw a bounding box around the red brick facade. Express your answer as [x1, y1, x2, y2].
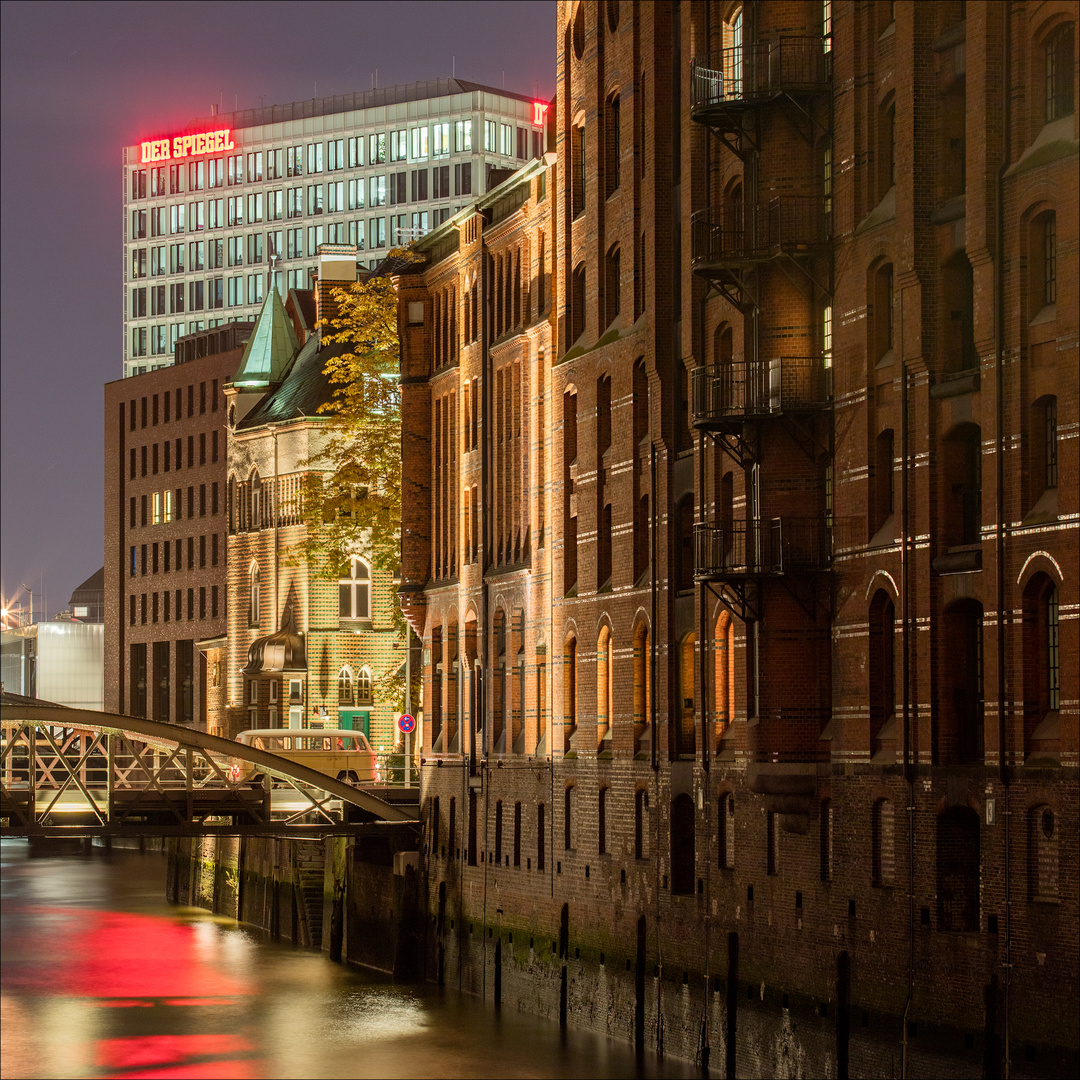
[401, 3, 1078, 1073]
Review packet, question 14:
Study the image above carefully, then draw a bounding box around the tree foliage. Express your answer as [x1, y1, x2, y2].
[291, 254, 417, 579]
[286, 252, 420, 700]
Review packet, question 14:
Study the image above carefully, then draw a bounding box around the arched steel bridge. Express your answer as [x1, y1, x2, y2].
[0, 704, 417, 838]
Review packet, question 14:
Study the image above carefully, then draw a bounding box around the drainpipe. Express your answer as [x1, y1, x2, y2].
[994, 6, 1012, 1076]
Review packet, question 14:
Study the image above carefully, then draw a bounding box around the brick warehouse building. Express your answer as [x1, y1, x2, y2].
[400, 2, 1077, 1076]
[220, 248, 406, 748]
[104, 323, 252, 728]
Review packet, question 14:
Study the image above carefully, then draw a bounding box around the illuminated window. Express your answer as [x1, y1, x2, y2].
[339, 666, 354, 705]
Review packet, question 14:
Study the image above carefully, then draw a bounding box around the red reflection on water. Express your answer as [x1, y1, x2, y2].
[7, 908, 248, 1000]
[98, 1033, 258, 1079]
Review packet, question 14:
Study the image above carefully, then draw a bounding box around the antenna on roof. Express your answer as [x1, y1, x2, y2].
[453, 55, 455, 78]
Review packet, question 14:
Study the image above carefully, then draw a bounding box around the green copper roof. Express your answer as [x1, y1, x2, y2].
[232, 287, 299, 387]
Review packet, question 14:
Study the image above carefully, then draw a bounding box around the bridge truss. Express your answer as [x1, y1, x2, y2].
[0, 704, 416, 838]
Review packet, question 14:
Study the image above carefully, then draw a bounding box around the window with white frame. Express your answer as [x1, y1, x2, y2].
[339, 666, 354, 704]
[358, 666, 373, 704]
[339, 557, 371, 620]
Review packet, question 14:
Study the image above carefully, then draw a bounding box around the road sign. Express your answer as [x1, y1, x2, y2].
[398, 713, 416, 735]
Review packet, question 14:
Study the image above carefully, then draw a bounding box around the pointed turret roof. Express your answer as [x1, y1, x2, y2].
[231, 287, 299, 387]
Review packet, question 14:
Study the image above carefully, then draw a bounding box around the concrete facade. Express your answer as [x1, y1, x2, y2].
[401, 2, 1078, 1075]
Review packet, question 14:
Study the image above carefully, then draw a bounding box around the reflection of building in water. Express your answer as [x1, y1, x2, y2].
[1, 621, 104, 710]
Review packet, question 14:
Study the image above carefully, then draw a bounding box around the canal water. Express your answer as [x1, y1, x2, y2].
[0, 839, 696, 1079]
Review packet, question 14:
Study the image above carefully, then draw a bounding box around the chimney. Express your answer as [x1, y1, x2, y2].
[315, 244, 359, 329]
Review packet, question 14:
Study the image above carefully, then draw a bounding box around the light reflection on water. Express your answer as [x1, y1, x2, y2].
[0, 841, 694, 1079]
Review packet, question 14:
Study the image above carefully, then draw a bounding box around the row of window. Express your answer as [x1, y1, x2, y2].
[128, 437, 218, 478]
[128, 585, 219, 625]
[431, 787, 1063, 918]
[129, 484, 219, 530]
[129, 532, 222, 578]
[130, 165, 475, 244]
[127, 383, 218, 429]
[130, 121, 537, 200]
[246, 557, 370, 628]
[128, 207, 458, 288]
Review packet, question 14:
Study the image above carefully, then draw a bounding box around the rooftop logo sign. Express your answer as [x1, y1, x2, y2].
[532, 101, 548, 127]
[140, 129, 236, 164]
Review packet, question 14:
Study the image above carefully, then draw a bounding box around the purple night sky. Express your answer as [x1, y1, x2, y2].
[0, 0, 555, 620]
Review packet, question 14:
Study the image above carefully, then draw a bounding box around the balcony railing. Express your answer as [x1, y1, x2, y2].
[694, 517, 832, 580]
[690, 39, 831, 111]
[692, 358, 828, 424]
[692, 197, 828, 268]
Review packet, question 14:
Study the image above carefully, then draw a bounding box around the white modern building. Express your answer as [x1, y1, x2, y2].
[121, 78, 547, 377]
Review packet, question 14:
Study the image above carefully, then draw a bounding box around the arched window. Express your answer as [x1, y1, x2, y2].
[1031, 210, 1057, 311]
[1029, 805, 1059, 901]
[635, 787, 648, 859]
[677, 632, 696, 757]
[248, 563, 260, 627]
[597, 625, 613, 746]
[357, 666, 374, 705]
[563, 633, 578, 753]
[1023, 573, 1060, 756]
[1044, 23, 1075, 122]
[339, 557, 370, 620]
[338, 666, 354, 705]
[937, 806, 980, 932]
[872, 799, 895, 887]
[605, 95, 621, 198]
[670, 793, 695, 895]
[714, 611, 735, 741]
[250, 470, 262, 530]
[868, 590, 896, 755]
[633, 621, 651, 754]
[570, 262, 586, 343]
[605, 244, 621, 325]
[871, 262, 894, 363]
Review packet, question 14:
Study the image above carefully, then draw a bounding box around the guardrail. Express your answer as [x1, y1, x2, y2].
[694, 517, 832, 579]
[692, 197, 828, 267]
[692, 358, 828, 422]
[690, 40, 830, 109]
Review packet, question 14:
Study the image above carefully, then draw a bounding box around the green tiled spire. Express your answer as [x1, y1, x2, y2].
[232, 287, 299, 387]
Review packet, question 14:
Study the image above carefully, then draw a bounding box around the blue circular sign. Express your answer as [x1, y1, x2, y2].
[398, 713, 416, 735]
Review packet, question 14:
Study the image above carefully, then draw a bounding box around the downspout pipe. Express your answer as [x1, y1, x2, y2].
[994, 7, 1012, 1076]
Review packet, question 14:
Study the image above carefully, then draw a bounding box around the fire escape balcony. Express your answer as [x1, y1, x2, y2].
[694, 518, 832, 582]
[692, 197, 829, 271]
[690, 39, 831, 154]
[692, 358, 829, 431]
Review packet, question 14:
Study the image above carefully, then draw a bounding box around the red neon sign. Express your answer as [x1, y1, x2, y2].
[532, 101, 549, 127]
[140, 129, 236, 164]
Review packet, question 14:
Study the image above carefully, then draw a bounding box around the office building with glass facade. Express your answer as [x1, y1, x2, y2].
[121, 78, 546, 378]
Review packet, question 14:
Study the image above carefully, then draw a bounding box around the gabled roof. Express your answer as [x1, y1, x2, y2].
[232, 287, 299, 388]
[236, 334, 346, 430]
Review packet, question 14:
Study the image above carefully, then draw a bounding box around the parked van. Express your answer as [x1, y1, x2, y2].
[229, 728, 380, 785]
